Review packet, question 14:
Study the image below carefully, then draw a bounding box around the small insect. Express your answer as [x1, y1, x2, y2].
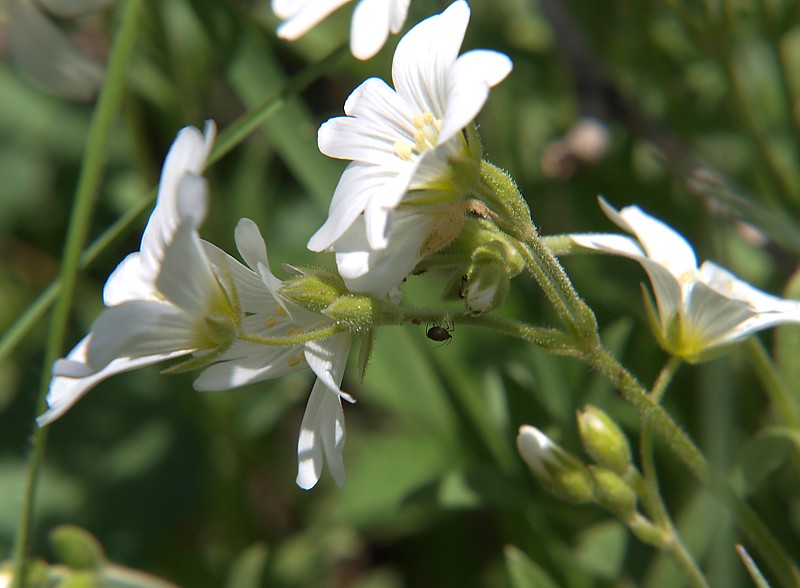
[426, 323, 453, 344]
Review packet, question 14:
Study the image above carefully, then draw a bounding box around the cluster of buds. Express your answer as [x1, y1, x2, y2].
[517, 406, 662, 541]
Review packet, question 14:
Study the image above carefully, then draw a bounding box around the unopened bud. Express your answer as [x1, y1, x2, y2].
[50, 525, 105, 570]
[589, 466, 638, 521]
[577, 405, 632, 474]
[279, 273, 345, 313]
[323, 295, 382, 331]
[517, 425, 594, 504]
[461, 259, 511, 315]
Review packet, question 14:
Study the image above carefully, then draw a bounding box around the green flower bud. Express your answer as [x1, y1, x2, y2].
[589, 466, 638, 521]
[279, 272, 346, 313]
[323, 295, 383, 331]
[517, 425, 594, 504]
[577, 405, 632, 474]
[50, 525, 105, 570]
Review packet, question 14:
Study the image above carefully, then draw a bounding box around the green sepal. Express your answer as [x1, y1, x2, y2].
[589, 467, 638, 521]
[280, 272, 347, 313]
[357, 330, 375, 383]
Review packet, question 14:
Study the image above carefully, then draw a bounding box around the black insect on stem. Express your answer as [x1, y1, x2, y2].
[426, 324, 453, 344]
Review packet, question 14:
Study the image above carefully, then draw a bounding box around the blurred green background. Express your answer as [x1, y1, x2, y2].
[1, 0, 799, 586]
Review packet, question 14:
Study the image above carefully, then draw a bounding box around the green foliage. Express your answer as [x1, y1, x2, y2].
[2, 0, 800, 586]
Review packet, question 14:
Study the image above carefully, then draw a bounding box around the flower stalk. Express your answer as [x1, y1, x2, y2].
[11, 0, 145, 584]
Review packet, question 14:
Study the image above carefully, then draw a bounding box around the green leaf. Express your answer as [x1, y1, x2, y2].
[504, 545, 561, 588]
[224, 544, 269, 588]
[740, 428, 799, 493]
[573, 520, 628, 579]
[776, 268, 800, 395]
[735, 544, 772, 588]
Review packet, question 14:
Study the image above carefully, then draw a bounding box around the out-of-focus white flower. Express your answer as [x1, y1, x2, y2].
[5, 0, 115, 100]
[571, 198, 800, 361]
[309, 0, 512, 255]
[272, 0, 410, 60]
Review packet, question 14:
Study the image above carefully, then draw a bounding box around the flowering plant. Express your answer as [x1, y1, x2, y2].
[4, 0, 800, 587]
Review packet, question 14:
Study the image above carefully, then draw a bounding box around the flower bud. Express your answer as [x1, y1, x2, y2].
[461, 256, 511, 315]
[50, 525, 105, 570]
[322, 295, 382, 331]
[279, 272, 346, 313]
[517, 425, 594, 504]
[577, 405, 632, 474]
[589, 466, 638, 521]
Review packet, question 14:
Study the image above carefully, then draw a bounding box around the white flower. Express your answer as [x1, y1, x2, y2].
[332, 199, 466, 295]
[571, 198, 800, 361]
[39, 123, 354, 489]
[38, 121, 218, 425]
[202, 220, 355, 490]
[272, 0, 411, 60]
[308, 0, 512, 254]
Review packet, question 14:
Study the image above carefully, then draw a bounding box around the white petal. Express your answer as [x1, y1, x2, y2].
[570, 232, 682, 325]
[234, 218, 269, 274]
[156, 221, 223, 317]
[193, 343, 304, 390]
[272, 0, 305, 19]
[86, 301, 199, 371]
[350, 0, 391, 60]
[683, 280, 756, 347]
[388, 0, 410, 32]
[440, 50, 512, 143]
[304, 333, 355, 402]
[570, 233, 646, 259]
[319, 79, 418, 165]
[334, 210, 435, 294]
[296, 378, 347, 489]
[202, 240, 274, 315]
[391, 0, 470, 116]
[102, 252, 154, 306]
[700, 261, 800, 313]
[37, 337, 187, 426]
[275, 0, 351, 40]
[138, 122, 216, 277]
[636, 258, 685, 326]
[307, 162, 396, 251]
[599, 198, 697, 279]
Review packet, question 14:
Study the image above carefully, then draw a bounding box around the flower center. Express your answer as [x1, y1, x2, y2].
[393, 111, 443, 161]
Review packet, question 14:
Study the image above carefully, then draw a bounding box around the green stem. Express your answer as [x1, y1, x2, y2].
[11, 0, 145, 585]
[389, 307, 576, 355]
[474, 162, 598, 340]
[207, 45, 348, 167]
[237, 323, 344, 347]
[662, 531, 712, 588]
[638, 358, 709, 586]
[747, 337, 800, 429]
[640, 357, 683, 527]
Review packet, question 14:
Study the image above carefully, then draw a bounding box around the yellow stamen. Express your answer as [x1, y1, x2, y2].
[275, 304, 288, 317]
[394, 140, 413, 160]
[265, 315, 276, 328]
